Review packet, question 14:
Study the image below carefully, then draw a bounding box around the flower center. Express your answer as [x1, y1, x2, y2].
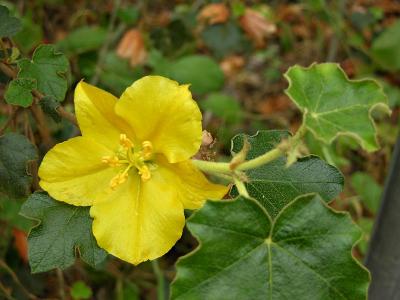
[101, 134, 155, 189]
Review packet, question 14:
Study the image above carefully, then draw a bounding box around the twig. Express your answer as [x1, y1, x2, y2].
[56, 269, 65, 300]
[0, 107, 20, 135]
[0, 61, 16, 78]
[30, 104, 53, 148]
[0, 281, 15, 300]
[31, 90, 78, 126]
[0, 260, 37, 300]
[91, 0, 122, 85]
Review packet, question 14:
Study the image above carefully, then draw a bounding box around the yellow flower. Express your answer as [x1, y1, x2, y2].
[38, 76, 228, 264]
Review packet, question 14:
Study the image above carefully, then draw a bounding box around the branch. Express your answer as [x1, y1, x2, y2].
[0, 107, 20, 135]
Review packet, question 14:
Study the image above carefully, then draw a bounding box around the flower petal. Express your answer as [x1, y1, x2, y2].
[90, 172, 184, 265]
[75, 81, 135, 149]
[39, 136, 120, 206]
[158, 158, 229, 209]
[115, 76, 202, 163]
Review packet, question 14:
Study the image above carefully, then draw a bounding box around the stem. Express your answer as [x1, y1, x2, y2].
[191, 159, 231, 174]
[151, 259, 166, 300]
[56, 269, 65, 300]
[30, 104, 54, 148]
[0, 107, 20, 135]
[236, 148, 283, 171]
[233, 177, 249, 198]
[0, 260, 37, 300]
[0, 281, 15, 300]
[0, 61, 15, 78]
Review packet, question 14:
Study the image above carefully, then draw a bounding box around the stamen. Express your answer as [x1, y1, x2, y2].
[142, 141, 153, 160]
[101, 155, 120, 167]
[120, 134, 134, 149]
[138, 165, 151, 181]
[109, 164, 132, 189]
[110, 173, 128, 190]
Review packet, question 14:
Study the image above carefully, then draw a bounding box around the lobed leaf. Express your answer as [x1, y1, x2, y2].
[284, 63, 390, 152]
[4, 78, 37, 107]
[18, 44, 70, 102]
[20, 192, 107, 273]
[0, 133, 37, 198]
[171, 195, 370, 300]
[231, 130, 343, 217]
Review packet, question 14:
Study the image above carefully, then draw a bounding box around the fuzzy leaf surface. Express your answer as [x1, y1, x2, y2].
[171, 195, 369, 300]
[5, 78, 37, 107]
[20, 192, 107, 273]
[18, 44, 69, 102]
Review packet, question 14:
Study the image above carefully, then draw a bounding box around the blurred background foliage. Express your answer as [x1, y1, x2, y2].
[0, 0, 399, 299]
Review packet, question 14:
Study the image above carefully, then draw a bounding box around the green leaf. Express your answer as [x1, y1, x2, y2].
[39, 95, 62, 123]
[155, 55, 224, 95]
[0, 5, 22, 38]
[371, 20, 400, 71]
[57, 26, 107, 55]
[0, 133, 37, 198]
[351, 172, 382, 214]
[201, 93, 243, 124]
[231, 130, 343, 217]
[20, 192, 107, 273]
[171, 195, 369, 300]
[18, 44, 70, 102]
[70, 281, 92, 300]
[285, 63, 390, 152]
[201, 22, 246, 58]
[4, 78, 37, 107]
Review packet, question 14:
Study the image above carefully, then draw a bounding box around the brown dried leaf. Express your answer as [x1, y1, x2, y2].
[220, 55, 245, 77]
[198, 3, 230, 25]
[116, 29, 147, 67]
[239, 9, 277, 47]
[13, 228, 28, 263]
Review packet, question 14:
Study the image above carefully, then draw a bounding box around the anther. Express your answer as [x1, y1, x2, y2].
[138, 165, 151, 181]
[142, 141, 153, 160]
[120, 134, 134, 149]
[110, 172, 128, 190]
[101, 155, 120, 167]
